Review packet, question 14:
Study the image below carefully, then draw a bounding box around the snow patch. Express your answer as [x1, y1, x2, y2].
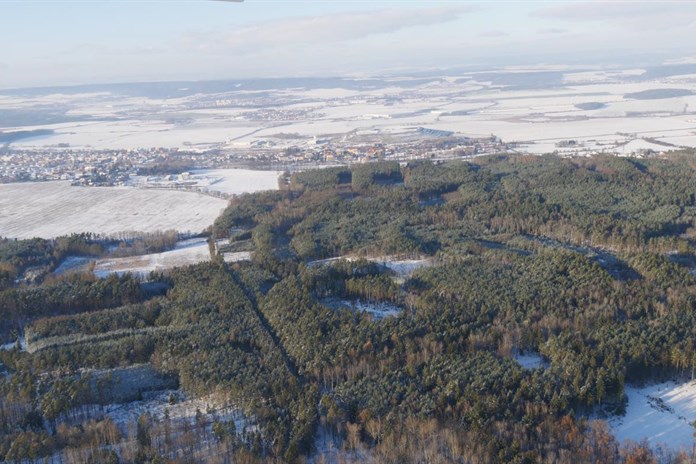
[99, 390, 254, 438]
[53, 256, 92, 275]
[94, 238, 211, 277]
[369, 257, 433, 277]
[608, 380, 696, 450]
[308, 255, 433, 277]
[1, 336, 27, 352]
[513, 352, 547, 370]
[321, 297, 402, 320]
[222, 251, 252, 263]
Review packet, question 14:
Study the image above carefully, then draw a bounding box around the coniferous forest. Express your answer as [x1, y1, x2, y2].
[3, 153, 696, 462]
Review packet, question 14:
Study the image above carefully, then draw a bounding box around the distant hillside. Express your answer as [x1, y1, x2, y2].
[625, 88, 693, 100]
[0, 128, 54, 144]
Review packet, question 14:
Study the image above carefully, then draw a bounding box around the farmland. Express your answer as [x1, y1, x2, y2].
[128, 168, 283, 197]
[0, 182, 224, 239]
[3, 67, 696, 158]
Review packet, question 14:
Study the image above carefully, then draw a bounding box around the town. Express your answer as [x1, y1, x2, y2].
[0, 129, 509, 186]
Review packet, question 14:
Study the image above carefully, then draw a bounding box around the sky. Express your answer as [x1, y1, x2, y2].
[0, 0, 695, 88]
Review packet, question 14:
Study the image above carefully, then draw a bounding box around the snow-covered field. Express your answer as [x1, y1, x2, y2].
[0, 181, 227, 239]
[193, 169, 281, 195]
[133, 168, 283, 196]
[9, 119, 264, 150]
[609, 380, 696, 450]
[126, 169, 281, 198]
[5, 67, 696, 156]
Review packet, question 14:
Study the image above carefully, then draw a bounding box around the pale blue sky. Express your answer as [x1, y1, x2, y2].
[1, 1, 695, 88]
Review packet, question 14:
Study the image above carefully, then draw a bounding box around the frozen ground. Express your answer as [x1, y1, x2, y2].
[0, 181, 227, 239]
[608, 380, 696, 451]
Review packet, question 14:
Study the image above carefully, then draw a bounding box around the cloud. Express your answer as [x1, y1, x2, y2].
[537, 28, 567, 35]
[532, 2, 696, 29]
[478, 30, 509, 37]
[663, 56, 696, 65]
[178, 6, 475, 54]
[57, 43, 167, 58]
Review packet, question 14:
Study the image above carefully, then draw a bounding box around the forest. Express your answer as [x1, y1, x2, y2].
[1, 153, 696, 462]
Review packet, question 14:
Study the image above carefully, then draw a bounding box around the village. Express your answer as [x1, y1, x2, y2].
[0, 129, 508, 185]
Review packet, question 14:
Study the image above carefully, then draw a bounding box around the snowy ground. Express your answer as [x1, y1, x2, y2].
[513, 352, 547, 370]
[222, 251, 252, 263]
[321, 297, 402, 320]
[307, 256, 354, 267]
[54, 239, 251, 278]
[608, 380, 696, 451]
[102, 390, 251, 434]
[53, 256, 91, 275]
[308, 255, 432, 278]
[93, 238, 212, 277]
[368, 256, 433, 278]
[0, 181, 227, 239]
[309, 425, 371, 464]
[0, 336, 26, 352]
[191, 169, 282, 196]
[8, 118, 264, 150]
[83, 364, 177, 403]
[5, 67, 696, 156]
[128, 169, 282, 197]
